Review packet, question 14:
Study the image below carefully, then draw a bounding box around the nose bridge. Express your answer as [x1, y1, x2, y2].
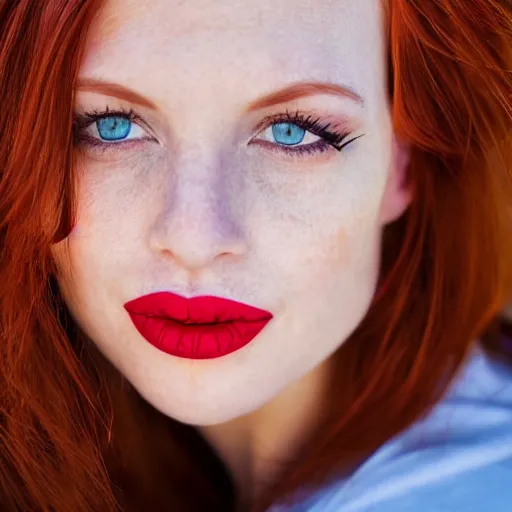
[149, 153, 247, 270]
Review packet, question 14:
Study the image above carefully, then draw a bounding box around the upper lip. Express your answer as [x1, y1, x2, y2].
[124, 291, 273, 324]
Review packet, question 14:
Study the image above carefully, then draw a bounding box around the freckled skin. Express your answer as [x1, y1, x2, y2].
[51, 0, 411, 501]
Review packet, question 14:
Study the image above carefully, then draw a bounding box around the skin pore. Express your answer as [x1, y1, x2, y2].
[51, 0, 411, 507]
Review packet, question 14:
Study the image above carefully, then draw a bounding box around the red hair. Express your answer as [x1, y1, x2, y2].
[0, 1, 511, 511]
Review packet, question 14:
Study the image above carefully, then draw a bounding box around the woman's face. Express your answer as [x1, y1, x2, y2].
[52, 0, 410, 425]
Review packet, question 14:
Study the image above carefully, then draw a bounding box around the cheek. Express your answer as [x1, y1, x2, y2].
[268, 211, 382, 311]
[304, 191, 385, 274]
[287, 182, 385, 311]
[308, 223, 382, 335]
[251, 167, 387, 299]
[318, 220, 382, 290]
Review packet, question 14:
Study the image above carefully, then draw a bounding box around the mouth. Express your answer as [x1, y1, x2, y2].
[123, 291, 273, 360]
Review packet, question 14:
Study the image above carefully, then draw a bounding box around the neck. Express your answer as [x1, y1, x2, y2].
[198, 356, 335, 509]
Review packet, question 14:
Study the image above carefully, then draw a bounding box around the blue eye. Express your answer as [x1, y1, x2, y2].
[73, 108, 361, 160]
[97, 116, 131, 141]
[74, 111, 150, 145]
[258, 119, 326, 151]
[251, 111, 363, 159]
[271, 123, 306, 146]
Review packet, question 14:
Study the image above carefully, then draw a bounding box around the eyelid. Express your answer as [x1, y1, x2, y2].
[74, 106, 347, 142]
[73, 109, 157, 141]
[72, 106, 362, 161]
[252, 108, 349, 133]
[250, 108, 356, 152]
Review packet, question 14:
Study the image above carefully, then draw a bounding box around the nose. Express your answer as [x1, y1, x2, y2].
[148, 165, 248, 272]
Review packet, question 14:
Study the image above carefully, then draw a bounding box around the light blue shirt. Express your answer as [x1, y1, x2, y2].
[269, 344, 512, 511]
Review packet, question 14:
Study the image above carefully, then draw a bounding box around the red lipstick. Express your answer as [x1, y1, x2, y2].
[124, 291, 273, 359]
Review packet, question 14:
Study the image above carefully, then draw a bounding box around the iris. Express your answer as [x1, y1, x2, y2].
[271, 123, 306, 145]
[97, 116, 131, 141]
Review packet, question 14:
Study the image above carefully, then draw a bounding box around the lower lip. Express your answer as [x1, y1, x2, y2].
[127, 314, 271, 359]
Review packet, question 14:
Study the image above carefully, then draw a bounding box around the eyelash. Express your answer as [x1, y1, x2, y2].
[252, 109, 363, 159]
[73, 107, 149, 148]
[72, 107, 364, 160]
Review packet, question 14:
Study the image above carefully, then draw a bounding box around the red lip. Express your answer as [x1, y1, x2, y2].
[123, 291, 273, 359]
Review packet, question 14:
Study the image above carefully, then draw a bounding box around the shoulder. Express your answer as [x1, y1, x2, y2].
[272, 344, 512, 511]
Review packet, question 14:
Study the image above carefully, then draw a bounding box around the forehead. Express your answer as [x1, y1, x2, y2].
[82, 0, 385, 110]
[93, 0, 379, 35]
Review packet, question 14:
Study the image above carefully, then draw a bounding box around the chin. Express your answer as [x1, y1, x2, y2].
[155, 400, 251, 427]
[130, 376, 259, 427]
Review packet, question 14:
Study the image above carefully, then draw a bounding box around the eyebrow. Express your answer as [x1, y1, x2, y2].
[245, 81, 364, 111]
[76, 78, 158, 109]
[76, 78, 364, 111]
